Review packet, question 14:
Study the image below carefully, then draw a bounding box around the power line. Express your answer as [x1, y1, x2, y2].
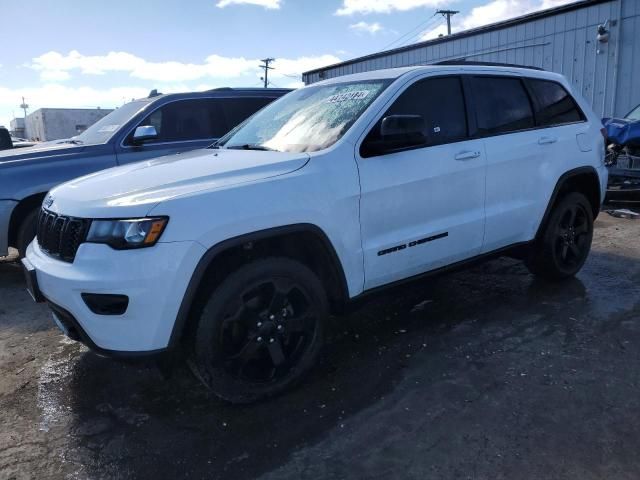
[397, 17, 445, 48]
[259, 58, 275, 88]
[380, 13, 438, 51]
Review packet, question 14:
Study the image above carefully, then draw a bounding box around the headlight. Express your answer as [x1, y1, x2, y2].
[86, 217, 168, 249]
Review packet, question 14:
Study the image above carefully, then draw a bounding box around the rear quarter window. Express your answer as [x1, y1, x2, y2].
[527, 79, 585, 126]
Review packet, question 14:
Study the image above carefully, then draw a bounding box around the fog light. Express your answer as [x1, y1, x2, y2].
[82, 293, 129, 315]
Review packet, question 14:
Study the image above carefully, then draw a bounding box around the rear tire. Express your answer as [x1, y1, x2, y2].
[526, 192, 594, 280]
[16, 209, 39, 259]
[190, 257, 328, 404]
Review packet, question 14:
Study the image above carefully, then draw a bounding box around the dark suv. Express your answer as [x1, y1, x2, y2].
[0, 87, 290, 257]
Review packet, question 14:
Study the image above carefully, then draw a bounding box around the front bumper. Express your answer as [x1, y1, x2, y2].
[0, 200, 17, 257]
[26, 239, 206, 353]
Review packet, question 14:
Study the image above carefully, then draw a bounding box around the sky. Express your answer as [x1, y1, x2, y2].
[0, 0, 580, 130]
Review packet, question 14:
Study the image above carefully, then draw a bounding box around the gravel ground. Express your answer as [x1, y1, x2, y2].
[1, 212, 640, 480]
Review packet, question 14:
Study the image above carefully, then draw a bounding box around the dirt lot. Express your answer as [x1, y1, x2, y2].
[1, 212, 640, 480]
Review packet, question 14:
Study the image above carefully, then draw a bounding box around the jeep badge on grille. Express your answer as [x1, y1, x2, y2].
[44, 195, 54, 209]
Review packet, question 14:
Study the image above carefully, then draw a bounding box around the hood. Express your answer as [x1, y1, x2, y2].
[47, 148, 310, 218]
[604, 117, 640, 147]
[0, 139, 88, 164]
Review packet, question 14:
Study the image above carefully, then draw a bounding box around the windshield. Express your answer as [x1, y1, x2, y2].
[71, 100, 150, 144]
[218, 80, 391, 153]
[626, 104, 640, 121]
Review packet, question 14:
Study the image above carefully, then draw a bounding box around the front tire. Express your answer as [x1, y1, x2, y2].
[191, 257, 328, 404]
[526, 192, 594, 280]
[16, 209, 39, 258]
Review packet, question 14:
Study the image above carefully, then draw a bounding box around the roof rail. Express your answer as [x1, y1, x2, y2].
[433, 60, 544, 71]
[205, 87, 293, 92]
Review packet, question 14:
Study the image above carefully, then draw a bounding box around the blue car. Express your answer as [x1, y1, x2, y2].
[0, 88, 290, 257]
[603, 103, 640, 198]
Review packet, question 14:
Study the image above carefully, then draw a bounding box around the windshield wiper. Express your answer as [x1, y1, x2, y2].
[61, 139, 83, 145]
[226, 143, 276, 152]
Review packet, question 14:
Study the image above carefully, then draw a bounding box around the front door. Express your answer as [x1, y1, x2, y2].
[356, 75, 486, 289]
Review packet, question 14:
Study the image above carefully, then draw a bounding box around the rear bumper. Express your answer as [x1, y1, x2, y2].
[0, 200, 17, 257]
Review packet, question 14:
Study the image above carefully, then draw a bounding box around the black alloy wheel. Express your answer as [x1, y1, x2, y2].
[220, 276, 319, 383]
[552, 202, 591, 270]
[526, 192, 594, 280]
[191, 257, 327, 403]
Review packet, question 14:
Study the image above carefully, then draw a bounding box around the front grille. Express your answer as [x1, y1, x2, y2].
[37, 209, 91, 262]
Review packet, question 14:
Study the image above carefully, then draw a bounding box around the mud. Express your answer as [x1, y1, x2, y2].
[1, 212, 640, 479]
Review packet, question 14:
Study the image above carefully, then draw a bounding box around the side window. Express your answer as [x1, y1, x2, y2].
[221, 97, 276, 131]
[147, 109, 163, 137]
[130, 99, 225, 144]
[527, 79, 584, 126]
[472, 77, 534, 135]
[361, 76, 468, 157]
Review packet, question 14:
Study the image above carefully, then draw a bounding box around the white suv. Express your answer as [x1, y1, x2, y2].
[23, 65, 608, 403]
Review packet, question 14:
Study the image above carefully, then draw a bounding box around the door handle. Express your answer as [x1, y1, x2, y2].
[454, 150, 481, 161]
[538, 136, 558, 145]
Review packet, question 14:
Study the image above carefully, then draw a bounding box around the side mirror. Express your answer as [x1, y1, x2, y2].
[132, 125, 158, 145]
[380, 114, 425, 138]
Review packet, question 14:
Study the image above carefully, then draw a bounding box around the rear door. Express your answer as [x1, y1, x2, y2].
[469, 75, 542, 252]
[356, 75, 486, 289]
[473, 75, 588, 252]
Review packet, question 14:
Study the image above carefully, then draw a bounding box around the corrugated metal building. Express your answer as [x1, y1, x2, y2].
[302, 0, 639, 118]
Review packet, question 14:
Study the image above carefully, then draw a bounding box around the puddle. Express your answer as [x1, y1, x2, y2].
[37, 336, 85, 432]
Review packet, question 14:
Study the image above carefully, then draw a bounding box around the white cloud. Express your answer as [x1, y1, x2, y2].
[2, 51, 341, 128]
[336, 0, 447, 15]
[216, 0, 281, 9]
[419, 0, 580, 40]
[349, 21, 385, 34]
[28, 50, 339, 84]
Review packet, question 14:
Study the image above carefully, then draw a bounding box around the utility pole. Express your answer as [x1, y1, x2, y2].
[20, 96, 29, 119]
[259, 58, 275, 88]
[436, 9, 459, 35]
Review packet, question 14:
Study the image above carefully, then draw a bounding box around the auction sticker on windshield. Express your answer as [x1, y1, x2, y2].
[326, 91, 370, 103]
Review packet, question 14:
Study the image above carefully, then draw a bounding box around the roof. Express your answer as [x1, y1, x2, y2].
[303, 0, 610, 78]
[155, 87, 292, 101]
